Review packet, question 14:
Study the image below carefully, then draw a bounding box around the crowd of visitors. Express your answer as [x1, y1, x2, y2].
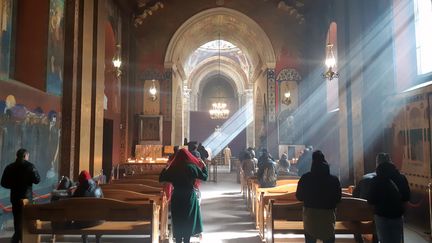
[0, 146, 412, 243]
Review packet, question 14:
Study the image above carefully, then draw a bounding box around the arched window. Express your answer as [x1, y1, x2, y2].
[326, 22, 339, 112]
[414, 0, 432, 76]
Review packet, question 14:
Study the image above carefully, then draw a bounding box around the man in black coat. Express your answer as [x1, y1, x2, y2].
[1, 148, 40, 243]
[367, 153, 410, 243]
[296, 150, 341, 243]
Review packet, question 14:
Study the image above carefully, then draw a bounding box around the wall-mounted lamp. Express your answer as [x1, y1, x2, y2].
[149, 79, 158, 101]
[112, 44, 122, 78]
[322, 43, 339, 81]
[282, 90, 291, 106]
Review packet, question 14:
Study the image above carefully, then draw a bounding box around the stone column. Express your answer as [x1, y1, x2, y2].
[183, 88, 191, 141]
[267, 68, 278, 157]
[244, 89, 254, 148]
[60, 0, 106, 179]
[162, 69, 173, 145]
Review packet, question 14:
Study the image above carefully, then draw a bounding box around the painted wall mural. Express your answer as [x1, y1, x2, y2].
[0, 0, 13, 79]
[0, 93, 61, 221]
[46, 0, 65, 96]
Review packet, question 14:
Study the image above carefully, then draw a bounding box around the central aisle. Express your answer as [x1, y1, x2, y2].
[199, 173, 262, 243]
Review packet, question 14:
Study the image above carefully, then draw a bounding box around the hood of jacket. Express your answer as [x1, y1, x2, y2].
[310, 160, 330, 175]
[376, 162, 398, 178]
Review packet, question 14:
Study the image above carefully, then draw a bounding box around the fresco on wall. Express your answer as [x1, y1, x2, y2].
[46, 0, 65, 96]
[0, 0, 13, 79]
[0, 95, 60, 200]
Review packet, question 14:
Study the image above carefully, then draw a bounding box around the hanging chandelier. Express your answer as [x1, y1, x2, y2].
[322, 43, 339, 81]
[209, 34, 230, 120]
[209, 102, 230, 119]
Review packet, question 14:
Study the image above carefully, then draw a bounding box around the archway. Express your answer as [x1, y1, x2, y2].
[164, 7, 276, 154]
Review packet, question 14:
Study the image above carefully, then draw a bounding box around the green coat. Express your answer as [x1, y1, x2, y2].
[159, 163, 208, 238]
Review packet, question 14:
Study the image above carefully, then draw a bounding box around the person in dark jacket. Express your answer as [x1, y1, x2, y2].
[257, 152, 277, 188]
[296, 150, 341, 243]
[367, 153, 410, 243]
[297, 146, 313, 176]
[1, 148, 40, 243]
[159, 148, 208, 243]
[257, 148, 273, 170]
[72, 170, 104, 243]
[197, 143, 209, 161]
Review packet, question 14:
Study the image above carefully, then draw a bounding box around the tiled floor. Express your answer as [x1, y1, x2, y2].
[0, 172, 431, 242]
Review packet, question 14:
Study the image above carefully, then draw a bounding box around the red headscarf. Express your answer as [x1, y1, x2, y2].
[166, 148, 205, 189]
[78, 170, 92, 185]
[168, 148, 204, 169]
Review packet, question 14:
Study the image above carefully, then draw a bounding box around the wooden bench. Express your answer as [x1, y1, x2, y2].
[251, 180, 299, 221]
[258, 191, 298, 239]
[266, 197, 375, 243]
[111, 178, 163, 188]
[103, 189, 169, 241]
[22, 198, 159, 243]
[101, 183, 163, 194]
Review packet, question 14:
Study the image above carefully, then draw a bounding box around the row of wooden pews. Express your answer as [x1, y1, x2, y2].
[22, 166, 170, 243]
[243, 175, 376, 243]
[102, 172, 170, 241]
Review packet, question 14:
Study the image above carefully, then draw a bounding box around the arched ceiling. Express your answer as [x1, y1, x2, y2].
[185, 40, 251, 79]
[165, 8, 276, 81]
[189, 56, 248, 95]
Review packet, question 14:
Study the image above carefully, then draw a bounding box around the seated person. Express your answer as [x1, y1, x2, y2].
[51, 176, 75, 202]
[257, 153, 277, 188]
[72, 170, 104, 243]
[242, 151, 257, 178]
[277, 153, 291, 176]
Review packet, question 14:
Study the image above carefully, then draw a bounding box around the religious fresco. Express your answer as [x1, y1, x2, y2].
[0, 94, 60, 199]
[0, 0, 13, 79]
[46, 0, 64, 96]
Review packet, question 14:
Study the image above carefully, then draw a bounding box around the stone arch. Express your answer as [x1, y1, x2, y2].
[189, 56, 248, 97]
[164, 7, 276, 71]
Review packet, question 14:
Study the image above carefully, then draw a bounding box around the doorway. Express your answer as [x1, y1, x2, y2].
[102, 119, 113, 182]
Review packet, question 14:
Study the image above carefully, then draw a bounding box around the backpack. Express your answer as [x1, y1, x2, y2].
[261, 163, 277, 187]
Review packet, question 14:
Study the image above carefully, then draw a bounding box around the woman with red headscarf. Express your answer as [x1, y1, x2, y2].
[73, 170, 104, 243]
[159, 148, 208, 243]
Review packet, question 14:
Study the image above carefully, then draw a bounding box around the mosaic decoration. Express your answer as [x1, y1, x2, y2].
[276, 68, 302, 82]
[267, 68, 276, 122]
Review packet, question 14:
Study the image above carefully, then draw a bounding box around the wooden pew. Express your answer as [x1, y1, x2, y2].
[251, 180, 299, 221]
[266, 197, 375, 243]
[103, 189, 169, 241]
[111, 178, 163, 188]
[100, 183, 163, 194]
[22, 198, 159, 243]
[247, 177, 299, 213]
[255, 185, 298, 237]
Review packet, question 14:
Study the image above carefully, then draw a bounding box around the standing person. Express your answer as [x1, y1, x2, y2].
[297, 146, 313, 176]
[241, 151, 256, 179]
[159, 148, 208, 243]
[223, 146, 232, 166]
[197, 143, 209, 161]
[1, 148, 40, 243]
[367, 153, 410, 243]
[296, 150, 341, 243]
